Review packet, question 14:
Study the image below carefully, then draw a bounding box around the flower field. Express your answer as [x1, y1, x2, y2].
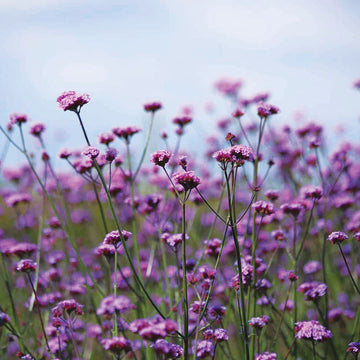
[0, 81, 360, 359]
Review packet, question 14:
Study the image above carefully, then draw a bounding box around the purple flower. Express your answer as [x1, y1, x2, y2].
[173, 116, 192, 128]
[297, 282, 327, 301]
[152, 339, 183, 358]
[327, 231, 348, 244]
[57, 91, 90, 112]
[5, 193, 32, 207]
[9, 112, 28, 128]
[213, 328, 229, 342]
[102, 336, 132, 355]
[257, 102, 280, 118]
[151, 150, 172, 167]
[214, 78, 242, 97]
[112, 125, 141, 142]
[96, 295, 135, 318]
[0, 312, 10, 326]
[103, 230, 132, 248]
[252, 201, 275, 216]
[52, 299, 84, 317]
[144, 101, 162, 113]
[213, 144, 254, 165]
[97, 132, 115, 145]
[105, 147, 118, 162]
[16, 259, 37, 273]
[193, 340, 214, 358]
[29, 122, 45, 136]
[347, 342, 360, 353]
[255, 352, 278, 360]
[295, 320, 332, 342]
[249, 315, 269, 329]
[82, 146, 100, 159]
[172, 171, 200, 191]
[57, 148, 72, 159]
[303, 261, 322, 274]
[9, 242, 37, 258]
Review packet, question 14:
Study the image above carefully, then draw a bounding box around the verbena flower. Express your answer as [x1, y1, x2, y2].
[295, 320, 332, 342]
[252, 201, 275, 216]
[257, 102, 279, 118]
[16, 259, 37, 273]
[347, 341, 360, 353]
[103, 230, 132, 248]
[112, 125, 141, 142]
[29, 122, 45, 137]
[151, 150, 171, 167]
[57, 91, 90, 112]
[327, 231, 348, 244]
[8, 112, 28, 128]
[193, 340, 214, 358]
[52, 299, 84, 317]
[255, 352, 278, 360]
[172, 171, 200, 191]
[102, 336, 132, 355]
[297, 281, 327, 301]
[0, 312, 10, 326]
[152, 339, 183, 358]
[144, 101, 162, 113]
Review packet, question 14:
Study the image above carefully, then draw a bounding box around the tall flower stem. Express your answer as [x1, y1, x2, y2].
[133, 111, 155, 180]
[27, 274, 51, 357]
[125, 142, 143, 282]
[1, 124, 105, 296]
[338, 244, 360, 296]
[249, 117, 266, 359]
[224, 168, 250, 360]
[181, 198, 189, 359]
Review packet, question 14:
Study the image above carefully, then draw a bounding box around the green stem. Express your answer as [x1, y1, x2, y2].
[181, 200, 189, 360]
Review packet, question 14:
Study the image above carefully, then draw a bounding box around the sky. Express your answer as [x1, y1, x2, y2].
[0, 0, 360, 167]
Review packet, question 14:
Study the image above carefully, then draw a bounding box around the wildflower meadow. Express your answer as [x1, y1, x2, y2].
[1, 80, 360, 360]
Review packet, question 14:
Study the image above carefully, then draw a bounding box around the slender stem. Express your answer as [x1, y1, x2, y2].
[133, 111, 155, 180]
[113, 245, 119, 337]
[28, 274, 52, 356]
[126, 142, 143, 281]
[338, 244, 360, 296]
[224, 169, 250, 360]
[181, 199, 189, 359]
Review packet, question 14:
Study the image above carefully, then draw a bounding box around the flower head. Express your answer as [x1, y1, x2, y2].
[295, 320, 332, 342]
[52, 299, 84, 317]
[172, 171, 200, 191]
[327, 231, 348, 244]
[102, 336, 132, 355]
[347, 342, 360, 353]
[16, 259, 37, 273]
[257, 102, 279, 118]
[57, 91, 90, 112]
[255, 352, 278, 360]
[151, 150, 171, 167]
[29, 122, 45, 137]
[152, 339, 183, 358]
[9, 113, 28, 128]
[144, 101, 162, 113]
[112, 125, 141, 142]
[82, 146, 100, 159]
[103, 230, 132, 248]
[252, 201, 275, 216]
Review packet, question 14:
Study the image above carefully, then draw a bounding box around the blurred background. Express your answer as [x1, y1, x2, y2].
[0, 0, 359, 166]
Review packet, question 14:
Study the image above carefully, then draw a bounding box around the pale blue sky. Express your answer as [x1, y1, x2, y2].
[1, 0, 360, 165]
